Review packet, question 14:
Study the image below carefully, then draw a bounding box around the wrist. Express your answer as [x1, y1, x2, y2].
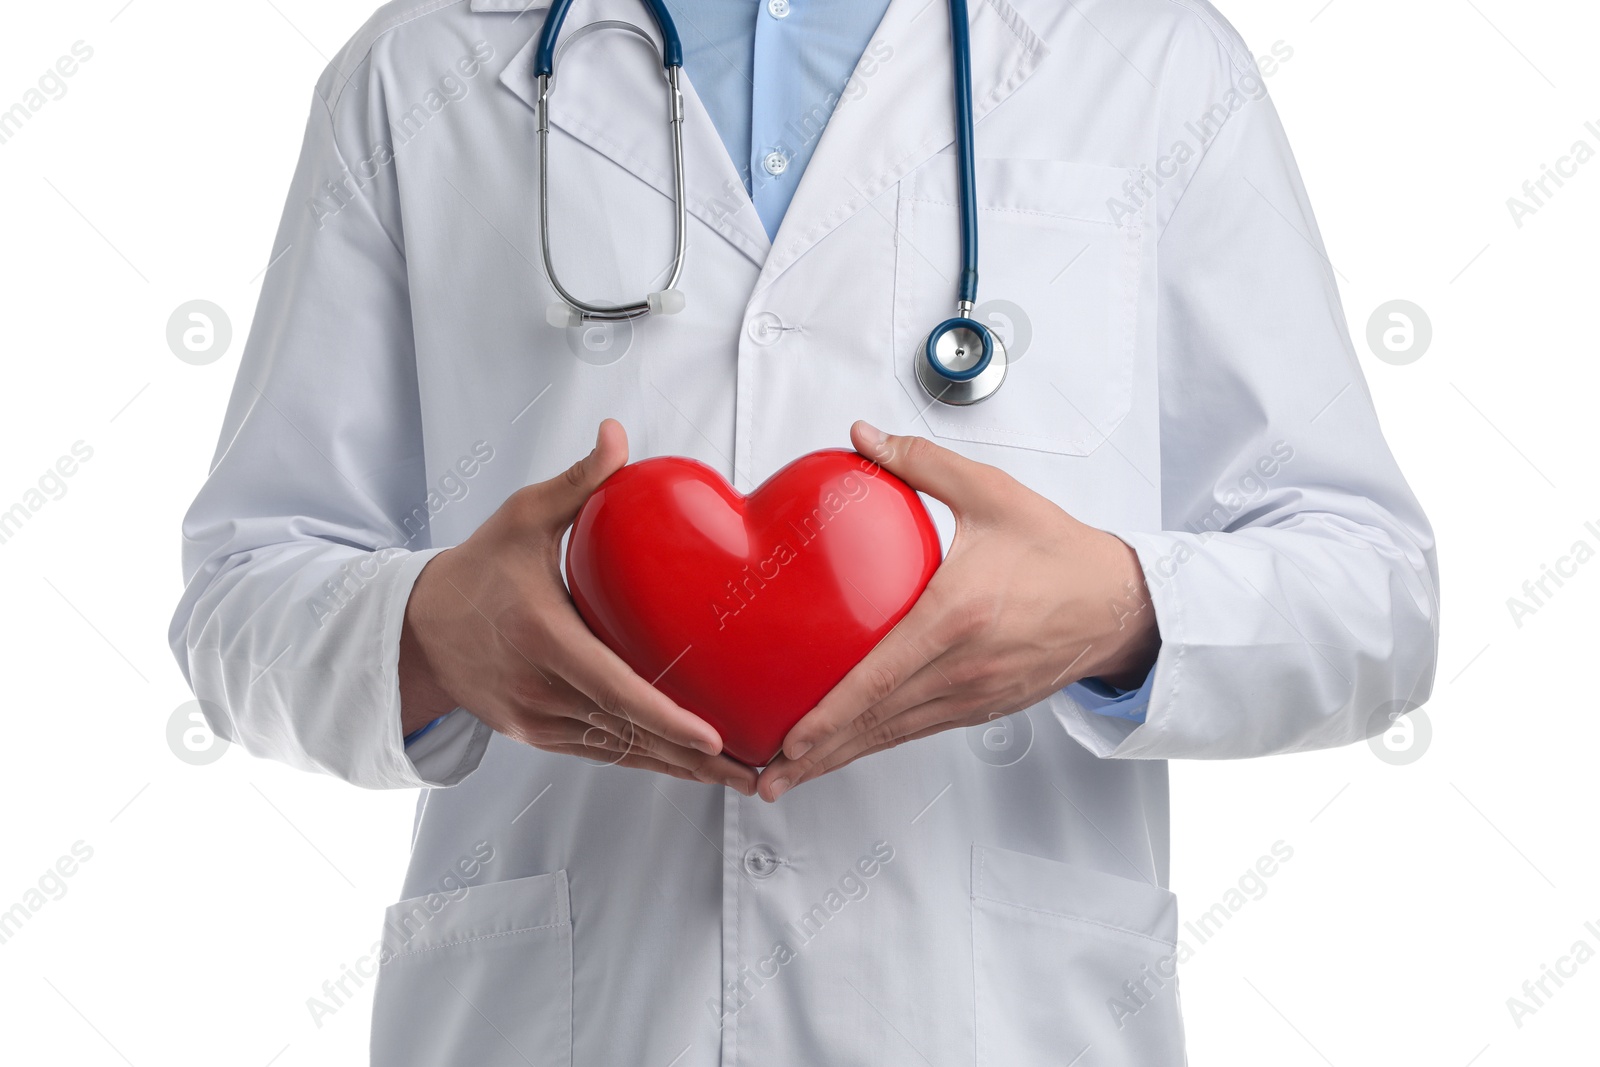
[1096, 625, 1159, 691]
[399, 558, 459, 734]
[1082, 533, 1160, 689]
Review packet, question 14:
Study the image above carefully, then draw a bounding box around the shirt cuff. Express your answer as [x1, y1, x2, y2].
[402, 707, 491, 786]
[1066, 671, 1155, 724]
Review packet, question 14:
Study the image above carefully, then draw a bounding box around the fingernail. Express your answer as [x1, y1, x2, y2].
[786, 740, 812, 761]
[726, 778, 754, 796]
[693, 738, 720, 756]
[858, 421, 888, 449]
[768, 777, 791, 800]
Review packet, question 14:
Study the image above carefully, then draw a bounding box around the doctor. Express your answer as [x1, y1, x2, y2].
[172, 0, 1439, 1063]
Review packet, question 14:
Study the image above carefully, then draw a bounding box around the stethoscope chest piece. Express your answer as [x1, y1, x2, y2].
[917, 316, 1007, 406]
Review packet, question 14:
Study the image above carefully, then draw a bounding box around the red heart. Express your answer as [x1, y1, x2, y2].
[566, 450, 941, 766]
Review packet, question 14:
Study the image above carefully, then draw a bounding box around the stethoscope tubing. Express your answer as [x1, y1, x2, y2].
[535, 0, 683, 76]
[535, 15, 689, 321]
[915, 0, 1006, 405]
[948, 0, 980, 309]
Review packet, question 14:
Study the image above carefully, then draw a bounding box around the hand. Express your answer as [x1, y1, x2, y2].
[756, 422, 1159, 801]
[399, 420, 758, 795]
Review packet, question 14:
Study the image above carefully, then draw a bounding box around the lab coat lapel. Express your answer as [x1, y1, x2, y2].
[755, 0, 1047, 292]
[492, 0, 772, 267]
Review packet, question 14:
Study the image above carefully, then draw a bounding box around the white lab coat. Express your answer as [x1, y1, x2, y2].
[170, 0, 1440, 1063]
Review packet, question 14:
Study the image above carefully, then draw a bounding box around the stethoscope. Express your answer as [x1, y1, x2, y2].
[534, 0, 1005, 405]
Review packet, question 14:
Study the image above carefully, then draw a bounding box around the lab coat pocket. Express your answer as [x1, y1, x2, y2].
[895, 159, 1145, 455]
[371, 870, 572, 1067]
[972, 845, 1184, 1066]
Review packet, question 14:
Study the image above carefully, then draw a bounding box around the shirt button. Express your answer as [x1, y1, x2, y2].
[767, 0, 791, 18]
[763, 150, 789, 177]
[743, 844, 782, 879]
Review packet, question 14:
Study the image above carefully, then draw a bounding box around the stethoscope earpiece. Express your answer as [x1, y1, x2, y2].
[917, 316, 1007, 406]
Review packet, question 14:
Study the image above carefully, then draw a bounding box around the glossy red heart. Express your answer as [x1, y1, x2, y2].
[566, 450, 941, 766]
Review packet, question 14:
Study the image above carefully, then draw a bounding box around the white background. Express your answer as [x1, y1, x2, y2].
[1, 1, 1596, 1064]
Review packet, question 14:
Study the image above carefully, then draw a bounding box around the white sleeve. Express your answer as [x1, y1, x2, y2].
[1057, 64, 1440, 761]
[167, 74, 491, 789]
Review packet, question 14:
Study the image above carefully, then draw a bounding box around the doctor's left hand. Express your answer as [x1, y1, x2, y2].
[756, 421, 1161, 802]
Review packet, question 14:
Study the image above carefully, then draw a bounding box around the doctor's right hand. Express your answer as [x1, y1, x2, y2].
[398, 420, 758, 795]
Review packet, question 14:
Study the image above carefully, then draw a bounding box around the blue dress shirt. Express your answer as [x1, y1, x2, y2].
[663, 0, 893, 240]
[1074, 673, 1155, 723]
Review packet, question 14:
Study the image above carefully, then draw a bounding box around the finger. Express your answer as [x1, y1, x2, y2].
[775, 592, 955, 765]
[531, 418, 630, 530]
[804, 700, 973, 780]
[545, 737, 753, 793]
[763, 698, 969, 801]
[495, 600, 727, 757]
[549, 609, 726, 757]
[780, 655, 959, 774]
[790, 700, 976, 790]
[793, 716, 953, 783]
[541, 745, 701, 785]
[570, 709, 757, 793]
[851, 421, 1005, 512]
[762, 697, 939, 798]
[530, 717, 754, 793]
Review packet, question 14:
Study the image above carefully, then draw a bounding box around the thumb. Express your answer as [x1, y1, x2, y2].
[850, 420, 993, 509]
[548, 419, 629, 521]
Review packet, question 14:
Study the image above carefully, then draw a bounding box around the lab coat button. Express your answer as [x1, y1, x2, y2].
[767, 0, 791, 18]
[743, 844, 782, 879]
[748, 311, 786, 345]
[763, 151, 789, 177]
